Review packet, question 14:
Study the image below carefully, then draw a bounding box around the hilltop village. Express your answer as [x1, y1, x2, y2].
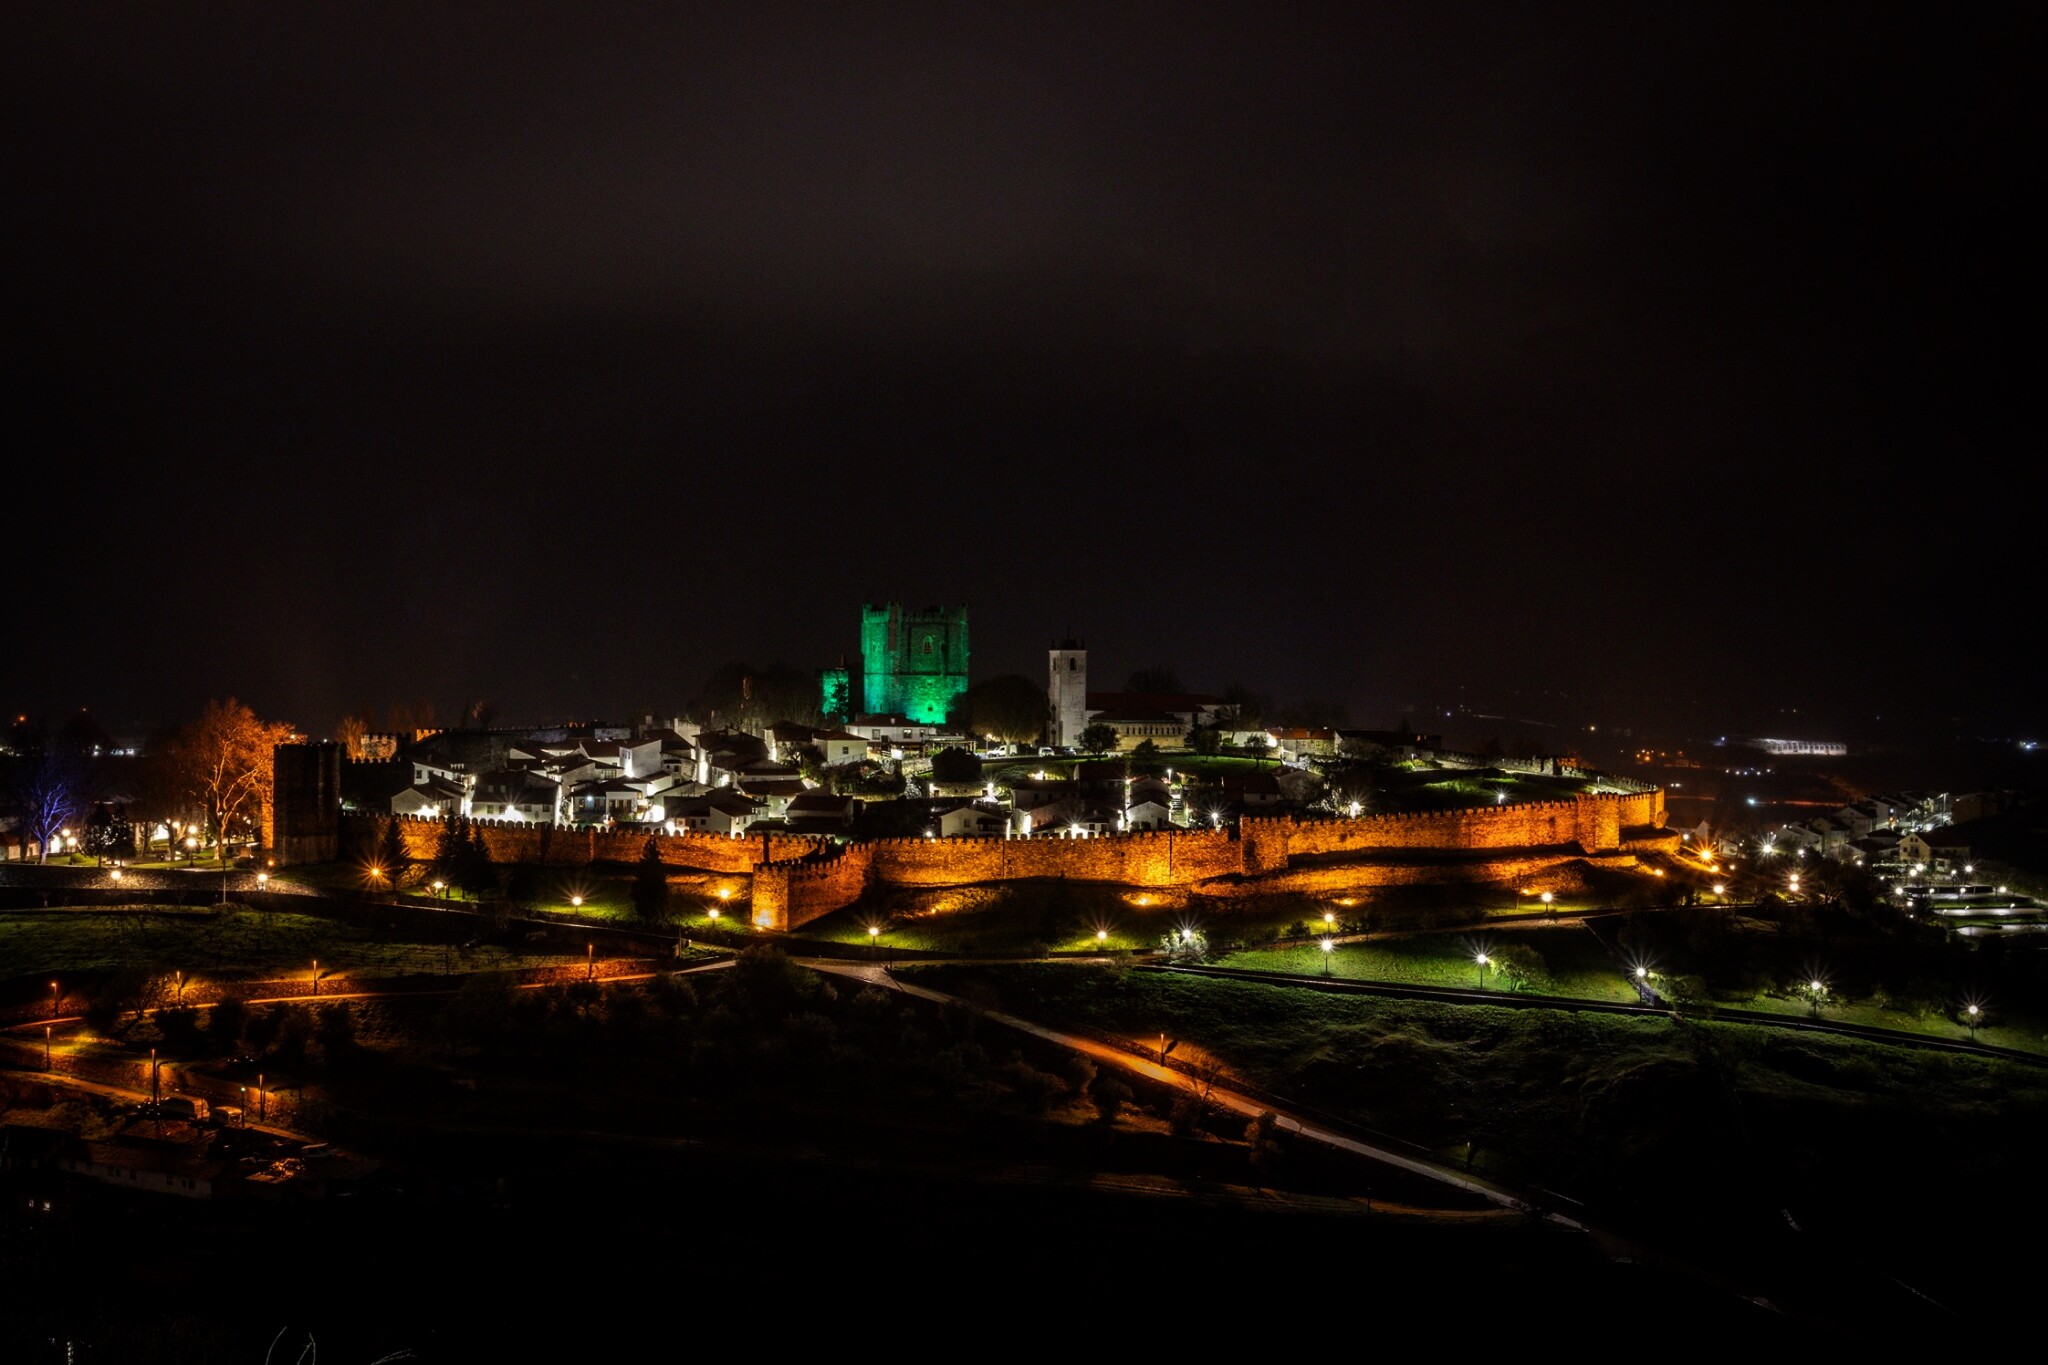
[336, 602, 1607, 842]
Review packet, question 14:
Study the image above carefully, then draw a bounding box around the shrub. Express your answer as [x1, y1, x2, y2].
[207, 998, 247, 1052]
[1007, 1059, 1064, 1115]
[1091, 1077, 1133, 1124]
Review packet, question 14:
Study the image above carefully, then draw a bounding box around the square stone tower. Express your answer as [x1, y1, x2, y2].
[860, 603, 970, 723]
[1048, 637, 1087, 747]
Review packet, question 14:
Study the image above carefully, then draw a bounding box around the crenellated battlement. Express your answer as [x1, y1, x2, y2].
[348, 789, 1667, 933]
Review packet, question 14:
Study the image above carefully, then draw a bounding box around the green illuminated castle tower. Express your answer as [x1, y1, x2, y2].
[860, 603, 969, 723]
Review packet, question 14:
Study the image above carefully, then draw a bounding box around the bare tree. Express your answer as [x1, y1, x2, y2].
[168, 699, 294, 861]
[333, 714, 370, 760]
[5, 727, 90, 863]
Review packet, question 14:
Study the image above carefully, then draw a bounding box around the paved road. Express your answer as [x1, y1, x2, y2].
[805, 957, 1792, 1316]
[804, 958, 1538, 1209]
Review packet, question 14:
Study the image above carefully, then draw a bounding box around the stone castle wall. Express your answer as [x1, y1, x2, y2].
[352, 790, 1670, 933]
[357, 814, 824, 874]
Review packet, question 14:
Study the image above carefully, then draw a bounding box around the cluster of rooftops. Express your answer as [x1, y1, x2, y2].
[342, 714, 1333, 839]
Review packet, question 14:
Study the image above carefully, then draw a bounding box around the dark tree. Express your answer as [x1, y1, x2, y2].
[431, 815, 470, 884]
[951, 674, 1048, 744]
[1124, 666, 1185, 694]
[1187, 725, 1223, 756]
[1079, 723, 1119, 756]
[461, 819, 494, 895]
[631, 836, 671, 923]
[377, 816, 405, 877]
[1219, 683, 1273, 728]
[83, 802, 137, 863]
[207, 998, 247, 1052]
[928, 747, 983, 785]
[3, 718, 91, 862]
[1244, 734, 1273, 766]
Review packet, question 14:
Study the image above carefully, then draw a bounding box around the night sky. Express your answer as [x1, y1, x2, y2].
[11, 4, 2035, 740]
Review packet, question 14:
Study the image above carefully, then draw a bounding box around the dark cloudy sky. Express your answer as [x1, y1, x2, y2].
[9, 3, 2035, 739]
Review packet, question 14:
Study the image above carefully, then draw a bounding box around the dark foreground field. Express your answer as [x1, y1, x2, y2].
[1, 1136, 1785, 1363]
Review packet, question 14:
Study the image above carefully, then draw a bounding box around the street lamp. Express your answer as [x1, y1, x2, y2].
[50, 981, 59, 1019]
[570, 894, 583, 908]
[44, 1025, 51, 1070]
[311, 959, 319, 997]
[1474, 952, 1490, 989]
[1096, 929, 1109, 945]
[1320, 937, 1335, 975]
[1712, 883, 1726, 898]
[1966, 1002, 1981, 1040]
[1807, 978, 1825, 1016]
[256, 870, 268, 888]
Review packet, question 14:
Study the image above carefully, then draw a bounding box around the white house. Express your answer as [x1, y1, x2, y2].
[676, 793, 762, 835]
[938, 802, 1009, 838]
[814, 728, 870, 767]
[785, 791, 856, 831]
[391, 777, 466, 819]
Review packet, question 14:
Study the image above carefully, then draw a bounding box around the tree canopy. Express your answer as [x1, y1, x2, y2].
[951, 674, 1047, 744]
[166, 699, 293, 859]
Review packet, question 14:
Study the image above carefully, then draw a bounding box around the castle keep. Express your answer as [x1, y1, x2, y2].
[860, 603, 969, 723]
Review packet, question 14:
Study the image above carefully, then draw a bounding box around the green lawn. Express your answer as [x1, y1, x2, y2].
[1213, 924, 1642, 1002]
[0, 907, 578, 982]
[799, 882, 1171, 953]
[1709, 989, 2045, 1053]
[896, 962, 2048, 1226]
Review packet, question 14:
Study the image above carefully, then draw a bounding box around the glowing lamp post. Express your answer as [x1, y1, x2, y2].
[256, 871, 268, 888]
[1474, 952, 1490, 990]
[311, 959, 319, 997]
[51, 981, 60, 1019]
[570, 894, 583, 909]
[1966, 1003, 1981, 1040]
[1096, 929, 1109, 946]
[1319, 938, 1335, 975]
[1806, 978, 1825, 1016]
[45, 1025, 52, 1070]
[1712, 883, 1726, 899]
